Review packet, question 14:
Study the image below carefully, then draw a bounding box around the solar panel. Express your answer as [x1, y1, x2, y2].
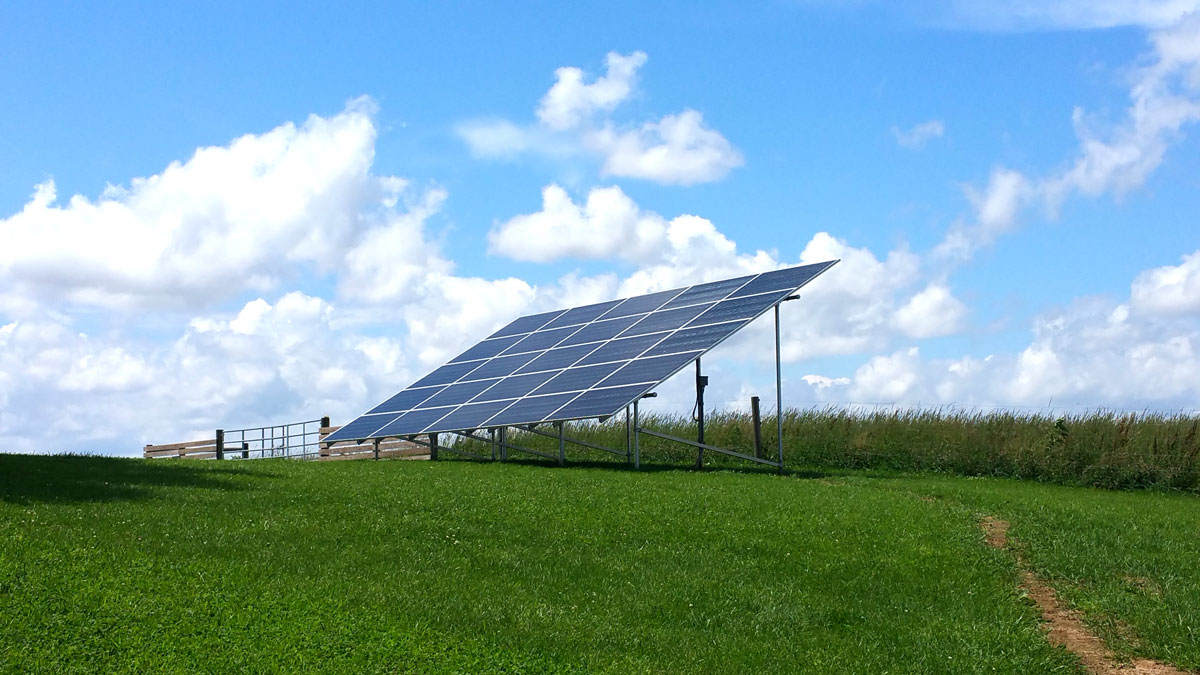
[324, 260, 838, 443]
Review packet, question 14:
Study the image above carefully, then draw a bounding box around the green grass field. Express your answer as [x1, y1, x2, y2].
[3, 453, 1198, 673]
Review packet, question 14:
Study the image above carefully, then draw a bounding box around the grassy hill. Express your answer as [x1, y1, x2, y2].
[2, 453, 1198, 673]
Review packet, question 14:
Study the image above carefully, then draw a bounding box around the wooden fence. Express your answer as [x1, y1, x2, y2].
[143, 422, 427, 462]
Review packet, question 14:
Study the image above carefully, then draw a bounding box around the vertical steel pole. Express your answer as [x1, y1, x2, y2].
[499, 427, 508, 461]
[695, 357, 705, 468]
[372, 438, 380, 461]
[215, 429, 224, 461]
[490, 428, 497, 461]
[625, 406, 631, 464]
[633, 400, 641, 469]
[775, 304, 784, 472]
[430, 433, 439, 461]
[557, 421, 565, 467]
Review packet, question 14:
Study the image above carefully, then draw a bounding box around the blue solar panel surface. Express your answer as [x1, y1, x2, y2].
[325, 260, 838, 442]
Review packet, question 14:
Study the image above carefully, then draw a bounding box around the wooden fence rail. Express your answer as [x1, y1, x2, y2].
[144, 422, 427, 462]
[317, 426, 427, 461]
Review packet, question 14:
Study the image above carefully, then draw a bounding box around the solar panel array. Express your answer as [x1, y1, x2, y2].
[325, 260, 838, 442]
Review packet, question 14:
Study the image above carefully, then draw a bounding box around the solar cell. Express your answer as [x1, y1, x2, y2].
[641, 321, 747, 358]
[416, 378, 501, 409]
[331, 260, 838, 441]
[540, 299, 623, 330]
[550, 384, 652, 420]
[483, 393, 578, 427]
[600, 350, 702, 388]
[531, 362, 624, 396]
[488, 309, 566, 338]
[574, 333, 663, 366]
[459, 351, 539, 381]
[500, 326, 580, 355]
[557, 315, 641, 346]
[323, 412, 401, 442]
[661, 275, 754, 309]
[618, 303, 712, 337]
[599, 288, 684, 320]
[687, 289, 792, 327]
[515, 344, 597, 374]
[729, 262, 831, 298]
[410, 361, 483, 388]
[470, 370, 557, 402]
[366, 386, 444, 415]
[449, 334, 525, 364]
[375, 406, 457, 437]
[430, 400, 513, 433]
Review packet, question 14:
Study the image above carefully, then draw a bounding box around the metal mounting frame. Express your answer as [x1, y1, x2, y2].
[385, 293, 798, 472]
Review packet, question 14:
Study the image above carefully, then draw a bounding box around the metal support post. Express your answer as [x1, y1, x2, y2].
[490, 428, 497, 461]
[625, 406, 631, 464]
[633, 400, 641, 469]
[695, 357, 707, 468]
[215, 429, 224, 461]
[430, 433, 439, 461]
[372, 438, 380, 460]
[557, 421, 565, 467]
[774, 304, 784, 472]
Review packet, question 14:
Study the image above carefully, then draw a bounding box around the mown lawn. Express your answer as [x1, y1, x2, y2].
[1, 453, 1195, 672]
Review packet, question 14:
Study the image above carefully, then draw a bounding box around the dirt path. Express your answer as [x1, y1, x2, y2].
[980, 516, 1191, 675]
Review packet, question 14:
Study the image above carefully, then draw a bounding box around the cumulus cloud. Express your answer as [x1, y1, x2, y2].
[489, 183, 737, 266]
[1131, 249, 1200, 315]
[0, 98, 392, 311]
[892, 284, 968, 338]
[457, 51, 742, 185]
[891, 119, 945, 149]
[797, 288, 1200, 412]
[537, 51, 647, 130]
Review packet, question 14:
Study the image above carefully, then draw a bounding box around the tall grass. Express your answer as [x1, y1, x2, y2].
[453, 408, 1200, 491]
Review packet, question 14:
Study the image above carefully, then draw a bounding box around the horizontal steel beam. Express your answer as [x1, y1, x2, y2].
[636, 428, 782, 467]
[520, 425, 627, 456]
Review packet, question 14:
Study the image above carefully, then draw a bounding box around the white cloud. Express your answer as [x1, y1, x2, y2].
[936, 15, 1200, 261]
[0, 97, 415, 311]
[1047, 15, 1200, 207]
[457, 51, 742, 185]
[892, 119, 945, 149]
[456, 118, 537, 158]
[537, 51, 647, 130]
[489, 183, 737, 266]
[850, 348, 922, 401]
[892, 284, 968, 338]
[338, 186, 454, 304]
[1131, 249, 1200, 315]
[938, 0, 1200, 31]
[586, 110, 744, 184]
[797, 288, 1200, 412]
[935, 167, 1034, 260]
[801, 374, 851, 389]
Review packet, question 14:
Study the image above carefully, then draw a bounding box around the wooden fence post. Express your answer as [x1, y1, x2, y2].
[751, 396, 762, 459]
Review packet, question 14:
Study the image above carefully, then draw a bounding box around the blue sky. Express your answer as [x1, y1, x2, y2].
[2, 1, 1199, 453]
